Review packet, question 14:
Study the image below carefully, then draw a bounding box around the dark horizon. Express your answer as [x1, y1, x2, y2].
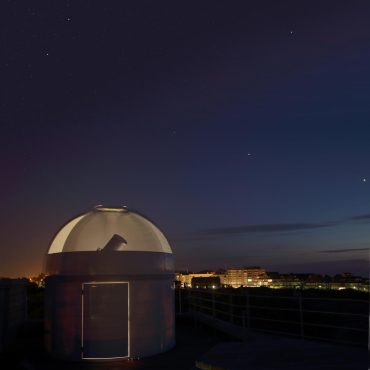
[13, 265, 369, 281]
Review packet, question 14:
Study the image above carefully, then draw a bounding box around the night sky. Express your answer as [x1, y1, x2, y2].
[1, 1, 369, 278]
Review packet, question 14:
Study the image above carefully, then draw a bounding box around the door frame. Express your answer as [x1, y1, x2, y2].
[81, 281, 130, 360]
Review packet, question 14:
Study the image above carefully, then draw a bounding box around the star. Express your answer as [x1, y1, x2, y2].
[67, 17, 71, 22]
[361, 178, 367, 183]
[290, 30, 294, 35]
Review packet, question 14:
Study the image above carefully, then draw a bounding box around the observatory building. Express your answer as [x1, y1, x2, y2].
[44, 206, 175, 360]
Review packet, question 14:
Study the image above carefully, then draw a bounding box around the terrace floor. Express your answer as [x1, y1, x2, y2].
[195, 332, 369, 370]
[0, 318, 368, 370]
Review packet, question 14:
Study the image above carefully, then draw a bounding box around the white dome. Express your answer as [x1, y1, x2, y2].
[48, 206, 172, 254]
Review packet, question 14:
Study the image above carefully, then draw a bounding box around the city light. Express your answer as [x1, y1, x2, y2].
[175, 269, 369, 292]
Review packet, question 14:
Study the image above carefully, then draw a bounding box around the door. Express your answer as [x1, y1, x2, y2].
[82, 282, 129, 359]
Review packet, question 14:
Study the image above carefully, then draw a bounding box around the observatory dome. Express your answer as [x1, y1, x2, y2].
[44, 206, 175, 360]
[48, 206, 172, 254]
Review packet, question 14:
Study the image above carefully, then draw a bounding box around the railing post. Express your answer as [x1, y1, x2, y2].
[212, 290, 215, 318]
[229, 293, 233, 324]
[178, 287, 182, 314]
[298, 291, 304, 340]
[189, 289, 195, 326]
[245, 288, 251, 330]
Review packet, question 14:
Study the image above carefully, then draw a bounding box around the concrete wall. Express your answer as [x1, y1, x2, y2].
[0, 279, 28, 352]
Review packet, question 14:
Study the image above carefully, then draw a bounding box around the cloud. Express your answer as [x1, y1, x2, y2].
[319, 248, 369, 254]
[271, 258, 369, 276]
[169, 234, 225, 243]
[170, 212, 370, 243]
[350, 214, 370, 221]
[198, 221, 337, 236]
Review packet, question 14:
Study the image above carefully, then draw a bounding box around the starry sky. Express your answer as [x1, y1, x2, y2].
[1, 1, 369, 278]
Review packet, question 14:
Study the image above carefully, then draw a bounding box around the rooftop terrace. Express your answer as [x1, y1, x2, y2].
[0, 317, 368, 370]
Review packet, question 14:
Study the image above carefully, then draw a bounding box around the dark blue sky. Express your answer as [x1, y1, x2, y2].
[1, 1, 369, 277]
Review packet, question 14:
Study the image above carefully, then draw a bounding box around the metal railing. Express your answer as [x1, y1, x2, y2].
[176, 288, 369, 347]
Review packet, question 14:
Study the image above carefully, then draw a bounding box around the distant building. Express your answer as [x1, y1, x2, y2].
[331, 272, 369, 291]
[192, 276, 221, 289]
[267, 273, 303, 289]
[267, 272, 370, 292]
[176, 269, 369, 292]
[223, 267, 270, 288]
[176, 272, 216, 288]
